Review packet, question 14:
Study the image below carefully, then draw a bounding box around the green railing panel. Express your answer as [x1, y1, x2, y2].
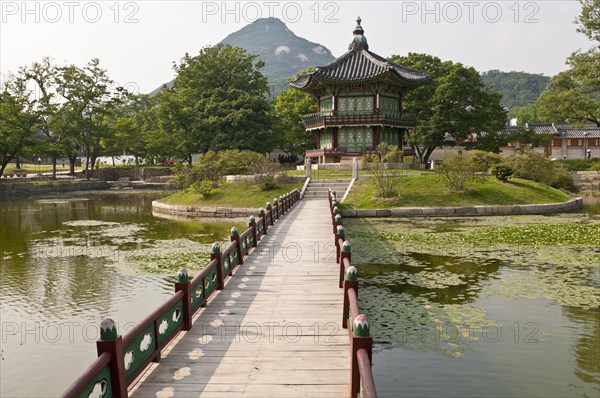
[191, 280, 204, 313]
[76, 363, 112, 398]
[241, 236, 248, 254]
[157, 297, 184, 345]
[230, 249, 238, 268]
[257, 221, 264, 235]
[204, 269, 218, 298]
[223, 252, 231, 275]
[124, 323, 155, 381]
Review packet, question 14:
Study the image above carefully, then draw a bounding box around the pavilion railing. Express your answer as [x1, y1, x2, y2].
[303, 111, 417, 130]
[328, 189, 378, 398]
[61, 189, 300, 398]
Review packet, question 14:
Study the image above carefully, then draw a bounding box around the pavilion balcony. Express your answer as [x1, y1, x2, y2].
[305, 147, 416, 158]
[302, 111, 418, 130]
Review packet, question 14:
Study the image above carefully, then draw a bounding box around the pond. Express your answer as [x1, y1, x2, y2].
[0, 192, 244, 397]
[346, 206, 600, 397]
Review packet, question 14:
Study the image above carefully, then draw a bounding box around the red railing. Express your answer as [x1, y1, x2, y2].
[303, 111, 417, 130]
[61, 189, 300, 398]
[329, 189, 378, 398]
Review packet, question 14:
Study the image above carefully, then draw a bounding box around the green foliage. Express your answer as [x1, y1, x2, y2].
[557, 159, 600, 171]
[272, 87, 317, 154]
[155, 44, 274, 163]
[480, 70, 549, 117]
[511, 128, 553, 151]
[536, 0, 599, 127]
[361, 153, 380, 168]
[365, 164, 400, 198]
[436, 152, 479, 191]
[501, 153, 555, 185]
[490, 164, 514, 182]
[216, 150, 272, 175]
[389, 53, 507, 164]
[469, 150, 502, 172]
[501, 152, 577, 191]
[191, 180, 214, 197]
[515, 103, 540, 125]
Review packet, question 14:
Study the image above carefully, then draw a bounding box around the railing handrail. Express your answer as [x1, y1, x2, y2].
[328, 187, 378, 398]
[357, 349, 377, 398]
[61, 352, 112, 398]
[61, 188, 301, 398]
[122, 290, 184, 346]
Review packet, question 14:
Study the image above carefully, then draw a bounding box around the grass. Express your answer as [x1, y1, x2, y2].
[342, 174, 572, 209]
[161, 181, 302, 207]
[556, 159, 600, 171]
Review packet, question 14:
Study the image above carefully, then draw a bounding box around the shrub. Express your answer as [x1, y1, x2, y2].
[470, 150, 502, 173]
[191, 180, 214, 197]
[502, 153, 554, 185]
[255, 174, 277, 190]
[361, 153, 380, 168]
[490, 164, 513, 182]
[551, 167, 578, 192]
[591, 161, 600, 171]
[366, 163, 400, 198]
[436, 151, 478, 191]
[501, 152, 577, 191]
[167, 163, 194, 189]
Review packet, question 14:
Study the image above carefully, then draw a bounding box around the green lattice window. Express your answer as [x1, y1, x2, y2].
[380, 97, 399, 113]
[380, 128, 399, 146]
[338, 97, 374, 114]
[320, 97, 333, 116]
[320, 130, 333, 149]
[338, 127, 373, 152]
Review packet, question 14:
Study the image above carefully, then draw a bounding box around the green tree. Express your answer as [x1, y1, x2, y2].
[157, 45, 273, 164]
[389, 53, 507, 163]
[537, 0, 599, 126]
[515, 103, 540, 125]
[272, 87, 317, 155]
[0, 85, 40, 176]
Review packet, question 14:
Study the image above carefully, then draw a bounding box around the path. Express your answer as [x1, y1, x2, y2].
[130, 199, 349, 398]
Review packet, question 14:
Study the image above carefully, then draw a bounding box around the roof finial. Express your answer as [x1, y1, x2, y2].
[349, 17, 368, 51]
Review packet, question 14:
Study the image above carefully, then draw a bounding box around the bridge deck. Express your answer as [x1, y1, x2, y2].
[130, 200, 349, 398]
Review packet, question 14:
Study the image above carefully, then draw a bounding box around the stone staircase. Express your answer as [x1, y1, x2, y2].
[303, 179, 351, 200]
[571, 171, 600, 192]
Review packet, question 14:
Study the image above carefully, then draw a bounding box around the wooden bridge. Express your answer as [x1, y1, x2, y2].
[62, 189, 376, 398]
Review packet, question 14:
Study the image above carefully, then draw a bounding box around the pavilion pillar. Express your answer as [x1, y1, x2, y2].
[373, 127, 379, 148]
[333, 127, 339, 150]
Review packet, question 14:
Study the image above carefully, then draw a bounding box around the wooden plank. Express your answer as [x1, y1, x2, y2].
[131, 201, 350, 398]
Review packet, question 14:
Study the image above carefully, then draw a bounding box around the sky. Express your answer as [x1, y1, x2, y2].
[0, 0, 593, 95]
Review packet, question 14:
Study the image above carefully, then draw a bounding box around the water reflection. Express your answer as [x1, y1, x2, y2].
[347, 213, 600, 397]
[0, 193, 242, 397]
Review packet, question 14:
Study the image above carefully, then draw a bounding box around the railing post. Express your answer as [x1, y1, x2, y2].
[331, 203, 338, 227]
[279, 195, 285, 215]
[230, 227, 243, 265]
[273, 198, 279, 219]
[335, 225, 345, 263]
[249, 216, 258, 247]
[343, 266, 358, 329]
[351, 315, 373, 398]
[334, 213, 343, 235]
[266, 202, 274, 226]
[211, 242, 224, 289]
[175, 268, 192, 331]
[96, 319, 127, 398]
[340, 240, 351, 288]
[259, 207, 268, 234]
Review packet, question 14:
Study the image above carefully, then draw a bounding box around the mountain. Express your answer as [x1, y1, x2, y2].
[480, 70, 550, 116]
[149, 18, 335, 97]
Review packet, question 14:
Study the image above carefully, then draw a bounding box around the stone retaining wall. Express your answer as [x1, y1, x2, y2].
[152, 200, 257, 218]
[87, 167, 172, 181]
[342, 197, 583, 217]
[0, 181, 109, 200]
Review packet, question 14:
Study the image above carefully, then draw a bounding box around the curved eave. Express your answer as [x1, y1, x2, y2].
[290, 70, 428, 92]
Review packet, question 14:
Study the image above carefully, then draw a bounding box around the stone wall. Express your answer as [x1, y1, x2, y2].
[0, 181, 109, 200]
[342, 197, 583, 217]
[152, 200, 257, 218]
[87, 167, 172, 181]
[571, 171, 600, 192]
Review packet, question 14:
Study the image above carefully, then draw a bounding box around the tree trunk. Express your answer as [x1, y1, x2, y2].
[68, 155, 77, 176]
[15, 157, 21, 169]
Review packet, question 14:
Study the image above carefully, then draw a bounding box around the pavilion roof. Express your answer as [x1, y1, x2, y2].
[290, 18, 430, 91]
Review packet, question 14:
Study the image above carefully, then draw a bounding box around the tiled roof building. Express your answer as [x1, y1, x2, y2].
[290, 18, 430, 163]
